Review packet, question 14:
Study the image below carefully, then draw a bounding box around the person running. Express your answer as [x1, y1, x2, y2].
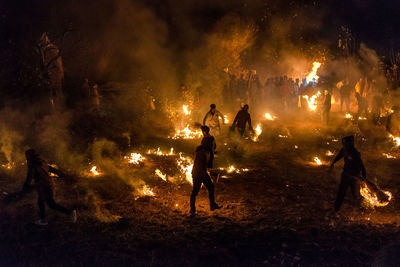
[330, 136, 366, 212]
[22, 149, 77, 225]
[190, 145, 222, 216]
[231, 104, 254, 137]
[203, 104, 224, 136]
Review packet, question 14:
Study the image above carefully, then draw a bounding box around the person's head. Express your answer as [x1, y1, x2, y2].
[210, 104, 216, 112]
[201, 125, 210, 136]
[242, 104, 249, 112]
[342, 136, 355, 150]
[25, 149, 42, 165]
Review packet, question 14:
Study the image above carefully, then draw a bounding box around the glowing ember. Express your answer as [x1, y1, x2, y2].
[171, 125, 203, 139]
[388, 134, 400, 146]
[279, 134, 288, 138]
[252, 124, 262, 142]
[1, 162, 14, 170]
[358, 117, 367, 120]
[155, 169, 167, 181]
[124, 153, 145, 164]
[177, 153, 193, 184]
[313, 157, 322, 165]
[302, 91, 321, 111]
[306, 61, 321, 84]
[360, 182, 392, 207]
[90, 166, 101, 176]
[182, 104, 191, 115]
[223, 115, 229, 124]
[141, 185, 155, 196]
[227, 165, 236, 173]
[383, 153, 396, 159]
[345, 113, 353, 119]
[326, 151, 334, 156]
[264, 112, 277, 121]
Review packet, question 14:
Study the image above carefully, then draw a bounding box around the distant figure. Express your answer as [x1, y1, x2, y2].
[200, 125, 216, 168]
[190, 145, 222, 216]
[355, 91, 368, 119]
[203, 104, 224, 136]
[22, 149, 76, 225]
[340, 79, 351, 112]
[231, 104, 253, 137]
[330, 136, 366, 211]
[386, 106, 400, 135]
[92, 83, 100, 110]
[322, 90, 332, 125]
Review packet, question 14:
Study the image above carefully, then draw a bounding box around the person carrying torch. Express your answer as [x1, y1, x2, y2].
[330, 136, 366, 212]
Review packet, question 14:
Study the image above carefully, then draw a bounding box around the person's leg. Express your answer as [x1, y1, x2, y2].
[38, 197, 46, 220]
[190, 177, 202, 214]
[202, 174, 215, 206]
[334, 173, 350, 212]
[340, 96, 343, 112]
[45, 197, 71, 215]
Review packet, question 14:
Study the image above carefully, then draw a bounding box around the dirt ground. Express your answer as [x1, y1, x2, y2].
[1, 113, 400, 266]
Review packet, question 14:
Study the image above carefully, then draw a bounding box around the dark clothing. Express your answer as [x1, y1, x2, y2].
[190, 149, 216, 213]
[232, 110, 252, 134]
[24, 156, 71, 219]
[201, 136, 216, 168]
[356, 93, 368, 118]
[322, 93, 332, 124]
[334, 173, 360, 211]
[340, 84, 351, 112]
[332, 148, 366, 178]
[38, 195, 71, 220]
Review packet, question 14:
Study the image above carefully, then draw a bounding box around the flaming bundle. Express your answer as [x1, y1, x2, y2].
[140, 185, 155, 196]
[313, 157, 322, 165]
[359, 180, 392, 207]
[264, 112, 277, 121]
[388, 134, 400, 146]
[306, 61, 321, 84]
[177, 153, 193, 184]
[90, 166, 102, 176]
[302, 91, 321, 111]
[155, 169, 167, 181]
[124, 153, 145, 164]
[252, 124, 262, 142]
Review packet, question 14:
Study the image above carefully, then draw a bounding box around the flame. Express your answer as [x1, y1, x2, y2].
[326, 151, 334, 156]
[279, 134, 288, 138]
[182, 104, 191, 115]
[306, 61, 321, 84]
[345, 113, 353, 119]
[302, 91, 321, 111]
[358, 117, 367, 120]
[90, 166, 101, 176]
[147, 147, 175, 156]
[360, 182, 392, 207]
[227, 165, 236, 173]
[141, 185, 155, 196]
[171, 125, 202, 140]
[264, 112, 277, 121]
[389, 134, 400, 146]
[125, 153, 145, 164]
[383, 153, 396, 159]
[223, 115, 229, 124]
[1, 162, 14, 170]
[252, 124, 262, 142]
[155, 169, 167, 181]
[177, 153, 193, 184]
[313, 157, 322, 165]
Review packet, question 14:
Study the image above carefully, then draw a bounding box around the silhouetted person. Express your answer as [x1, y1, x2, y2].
[231, 104, 253, 137]
[340, 79, 351, 112]
[203, 104, 224, 136]
[356, 91, 368, 118]
[190, 145, 222, 216]
[330, 136, 366, 212]
[322, 90, 332, 125]
[200, 125, 216, 168]
[23, 149, 76, 225]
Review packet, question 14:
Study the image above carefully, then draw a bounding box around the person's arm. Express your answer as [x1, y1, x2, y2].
[203, 112, 209, 126]
[23, 166, 34, 191]
[247, 114, 253, 132]
[331, 148, 344, 167]
[359, 156, 366, 180]
[231, 112, 239, 128]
